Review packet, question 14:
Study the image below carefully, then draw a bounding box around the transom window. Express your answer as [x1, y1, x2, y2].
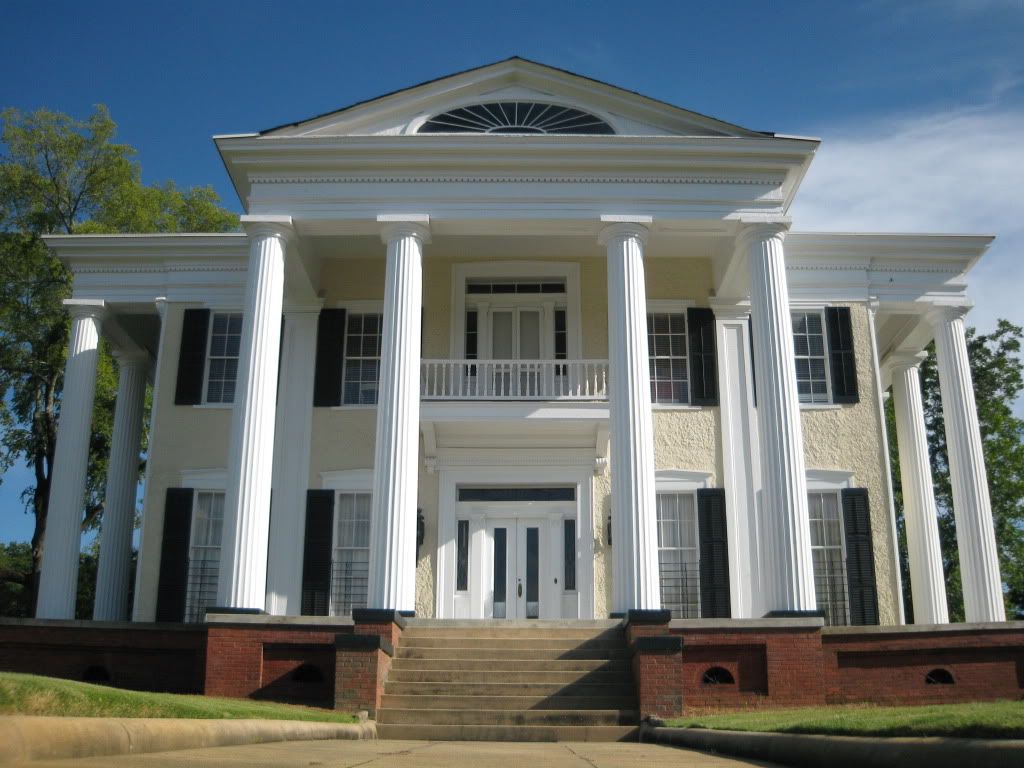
[343, 313, 383, 405]
[332, 492, 371, 616]
[792, 312, 830, 404]
[808, 491, 850, 626]
[205, 312, 242, 404]
[656, 492, 700, 618]
[419, 102, 614, 135]
[648, 312, 689, 404]
[185, 490, 224, 623]
[466, 279, 566, 294]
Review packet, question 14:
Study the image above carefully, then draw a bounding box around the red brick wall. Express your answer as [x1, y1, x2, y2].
[633, 645, 683, 718]
[0, 620, 207, 694]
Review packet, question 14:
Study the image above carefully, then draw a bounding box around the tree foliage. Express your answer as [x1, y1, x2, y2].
[0, 105, 237, 614]
[888, 320, 1024, 621]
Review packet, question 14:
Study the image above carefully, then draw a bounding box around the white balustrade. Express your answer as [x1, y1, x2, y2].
[420, 359, 609, 400]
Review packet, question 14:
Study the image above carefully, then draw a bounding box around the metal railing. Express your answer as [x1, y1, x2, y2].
[421, 359, 609, 400]
[330, 558, 369, 618]
[814, 559, 850, 627]
[184, 557, 219, 623]
[659, 560, 701, 619]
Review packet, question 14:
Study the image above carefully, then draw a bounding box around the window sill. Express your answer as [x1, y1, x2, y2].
[329, 404, 378, 411]
[799, 403, 843, 411]
[652, 404, 704, 411]
[193, 403, 234, 410]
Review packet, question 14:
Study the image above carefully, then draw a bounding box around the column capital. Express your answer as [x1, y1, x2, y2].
[378, 214, 431, 246]
[598, 215, 651, 247]
[886, 350, 928, 372]
[735, 218, 791, 250]
[925, 303, 971, 326]
[709, 298, 751, 321]
[110, 348, 150, 368]
[63, 298, 106, 321]
[240, 214, 295, 244]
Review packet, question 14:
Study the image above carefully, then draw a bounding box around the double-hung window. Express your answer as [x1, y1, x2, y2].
[656, 492, 700, 618]
[789, 307, 859, 405]
[342, 313, 383, 405]
[792, 311, 829, 404]
[205, 312, 242, 404]
[647, 311, 689, 405]
[331, 492, 371, 616]
[184, 490, 224, 623]
[808, 491, 850, 626]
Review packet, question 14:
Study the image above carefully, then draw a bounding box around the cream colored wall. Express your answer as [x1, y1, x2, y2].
[135, 303, 234, 620]
[801, 302, 901, 625]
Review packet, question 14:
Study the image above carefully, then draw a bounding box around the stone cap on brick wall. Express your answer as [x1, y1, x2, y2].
[823, 620, 1024, 636]
[669, 617, 825, 630]
[205, 614, 354, 627]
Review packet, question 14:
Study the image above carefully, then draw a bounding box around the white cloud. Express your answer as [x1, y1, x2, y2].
[790, 105, 1024, 336]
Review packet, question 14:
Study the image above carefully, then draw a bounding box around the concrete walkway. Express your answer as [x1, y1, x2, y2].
[30, 739, 777, 766]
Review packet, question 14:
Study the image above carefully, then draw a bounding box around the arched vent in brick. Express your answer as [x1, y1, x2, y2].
[925, 668, 955, 685]
[702, 667, 736, 685]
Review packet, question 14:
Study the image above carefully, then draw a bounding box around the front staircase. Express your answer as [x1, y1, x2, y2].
[375, 620, 639, 742]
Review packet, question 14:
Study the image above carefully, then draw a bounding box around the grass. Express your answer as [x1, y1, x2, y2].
[664, 700, 1024, 740]
[0, 672, 358, 723]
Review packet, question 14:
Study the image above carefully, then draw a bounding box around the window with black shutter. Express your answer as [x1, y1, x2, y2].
[687, 307, 719, 406]
[826, 307, 859, 404]
[174, 309, 210, 405]
[842, 488, 878, 625]
[155, 487, 194, 622]
[301, 490, 335, 615]
[313, 309, 346, 407]
[697, 488, 731, 618]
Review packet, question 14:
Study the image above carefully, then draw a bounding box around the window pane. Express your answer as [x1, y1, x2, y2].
[792, 311, 829, 404]
[342, 313, 384, 406]
[332, 492, 370, 616]
[808, 491, 849, 626]
[657, 492, 700, 618]
[648, 312, 688, 404]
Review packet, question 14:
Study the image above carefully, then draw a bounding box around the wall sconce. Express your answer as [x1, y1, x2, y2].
[417, 509, 425, 553]
[606, 513, 612, 546]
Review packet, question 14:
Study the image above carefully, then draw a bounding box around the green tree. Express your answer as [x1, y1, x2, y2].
[888, 320, 1024, 621]
[0, 106, 238, 614]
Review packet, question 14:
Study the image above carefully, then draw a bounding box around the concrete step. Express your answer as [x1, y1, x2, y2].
[398, 636, 624, 650]
[401, 627, 625, 641]
[387, 668, 631, 685]
[385, 680, 631, 697]
[396, 646, 631, 661]
[379, 694, 638, 711]
[375, 723, 639, 742]
[389, 657, 629, 672]
[376, 708, 638, 726]
[407, 619, 621, 630]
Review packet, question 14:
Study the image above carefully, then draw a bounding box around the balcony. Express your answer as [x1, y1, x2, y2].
[421, 359, 609, 401]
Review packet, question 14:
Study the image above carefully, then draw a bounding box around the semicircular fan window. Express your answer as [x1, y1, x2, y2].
[419, 102, 614, 135]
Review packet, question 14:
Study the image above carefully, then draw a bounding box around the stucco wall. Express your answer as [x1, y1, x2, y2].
[801, 302, 901, 625]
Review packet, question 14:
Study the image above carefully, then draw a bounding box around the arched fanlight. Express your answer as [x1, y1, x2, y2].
[419, 102, 614, 135]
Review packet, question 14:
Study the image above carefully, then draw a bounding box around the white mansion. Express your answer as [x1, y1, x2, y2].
[37, 58, 1005, 627]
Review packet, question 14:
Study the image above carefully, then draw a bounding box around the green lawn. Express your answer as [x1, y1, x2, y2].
[665, 700, 1024, 740]
[0, 672, 357, 723]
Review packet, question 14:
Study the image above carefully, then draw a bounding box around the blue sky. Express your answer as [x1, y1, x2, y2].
[1, 0, 1022, 543]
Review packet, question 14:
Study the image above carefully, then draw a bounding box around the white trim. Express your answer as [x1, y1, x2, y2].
[335, 300, 384, 313]
[451, 262, 581, 360]
[321, 469, 374, 491]
[655, 469, 713, 492]
[805, 468, 855, 491]
[646, 299, 695, 312]
[180, 468, 227, 490]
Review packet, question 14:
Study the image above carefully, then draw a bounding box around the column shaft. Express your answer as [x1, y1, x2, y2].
[930, 309, 1005, 622]
[601, 221, 660, 612]
[745, 225, 817, 612]
[37, 301, 104, 619]
[367, 222, 427, 611]
[217, 227, 288, 610]
[93, 353, 148, 621]
[890, 358, 949, 624]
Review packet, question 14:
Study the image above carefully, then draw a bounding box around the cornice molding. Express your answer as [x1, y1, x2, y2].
[249, 174, 785, 186]
[72, 264, 248, 275]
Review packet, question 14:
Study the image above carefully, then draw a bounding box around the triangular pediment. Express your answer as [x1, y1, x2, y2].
[260, 57, 768, 139]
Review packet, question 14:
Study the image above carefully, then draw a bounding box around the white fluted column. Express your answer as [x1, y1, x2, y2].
[37, 299, 105, 619]
[266, 305, 321, 615]
[742, 223, 817, 613]
[889, 353, 949, 624]
[600, 217, 660, 612]
[217, 218, 291, 611]
[928, 306, 1005, 622]
[93, 351, 148, 621]
[367, 215, 429, 611]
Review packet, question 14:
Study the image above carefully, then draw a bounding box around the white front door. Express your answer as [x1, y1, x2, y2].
[487, 518, 544, 619]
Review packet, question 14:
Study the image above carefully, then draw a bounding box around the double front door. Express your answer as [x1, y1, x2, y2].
[487, 518, 542, 619]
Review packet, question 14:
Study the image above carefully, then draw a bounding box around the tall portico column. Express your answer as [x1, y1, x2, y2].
[742, 222, 817, 613]
[928, 306, 1005, 622]
[367, 215, 429, 612]
[600, 216, 660, 612]
[217, 217, 292, 611]
[93, 351, 148, 621]
[37, 299, 105, 619]
[889, 353, 949, 624]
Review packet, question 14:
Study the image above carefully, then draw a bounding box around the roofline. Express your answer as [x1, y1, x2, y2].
[256, 56, 774, 138]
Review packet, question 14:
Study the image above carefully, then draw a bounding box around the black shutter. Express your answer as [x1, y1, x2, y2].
[174, 309, 210, 405]
[155, 487, 193, 622]
[697, 488, 731, 618]
[842, 488, 878, 625]
[313, 309, 346, 407]
[687, 307, 718, 406]
[826, 307, 859, 404]
[301, 490, 335, 615]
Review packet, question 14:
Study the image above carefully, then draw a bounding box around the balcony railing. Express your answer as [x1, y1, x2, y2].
[421, 359, 609, 401]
